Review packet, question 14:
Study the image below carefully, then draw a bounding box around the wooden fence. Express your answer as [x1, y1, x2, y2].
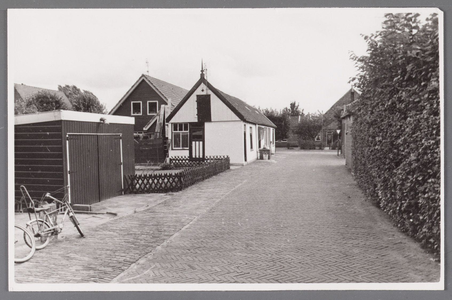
[124, 156, 230, 194]
[134, 138, 165, 164]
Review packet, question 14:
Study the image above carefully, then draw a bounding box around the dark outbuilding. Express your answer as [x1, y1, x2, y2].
[15, 110, 135, 210]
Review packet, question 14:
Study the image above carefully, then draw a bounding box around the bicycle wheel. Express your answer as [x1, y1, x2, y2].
[15, 225, 35, 263]
[69, 215, 84, 237]
[26, 219, 52, 250]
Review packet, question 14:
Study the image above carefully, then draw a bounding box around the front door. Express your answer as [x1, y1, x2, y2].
[189, 124, 204, 161]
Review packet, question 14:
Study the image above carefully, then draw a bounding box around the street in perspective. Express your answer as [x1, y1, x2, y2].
[14, 150, 440, 284]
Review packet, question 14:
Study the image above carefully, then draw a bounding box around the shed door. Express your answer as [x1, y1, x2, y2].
[67, 134, 123, 205]
[98, 135, 123, 201]
[67, 135, 100, 205]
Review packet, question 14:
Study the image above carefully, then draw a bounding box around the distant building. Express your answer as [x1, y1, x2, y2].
[319, 88, 358, 148]
[341, 98, 359, 172]
[14, 83, 73, 110]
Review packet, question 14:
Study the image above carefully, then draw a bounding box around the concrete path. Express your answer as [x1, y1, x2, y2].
[14, 150, 440, 284]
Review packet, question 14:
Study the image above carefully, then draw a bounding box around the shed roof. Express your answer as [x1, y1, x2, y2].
[166, 75, 276, 128]
[15, 110, 135, 126]
[14, 83, 73, 109]
[109, 74, 188, 114]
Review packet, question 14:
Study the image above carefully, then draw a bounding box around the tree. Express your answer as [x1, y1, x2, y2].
[15, 96, 38, 115]
[350, 13, 440, 255]
[26, 90, 70, 113]
[283, 101, 302, 116]
[261, 108, 290, 141]
[58, 85, 107, 114]
[293, 112, 323, 141]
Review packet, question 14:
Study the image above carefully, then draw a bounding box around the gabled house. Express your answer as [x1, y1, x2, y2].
[14, 83, 73, 110]
[319, 88, 358, 148]
[109, 74, 188, 163]
[109, 74, 188, 138]
[166, 70, 276, 165]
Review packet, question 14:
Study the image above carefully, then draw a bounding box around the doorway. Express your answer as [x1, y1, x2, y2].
[189, 124, 205, 161]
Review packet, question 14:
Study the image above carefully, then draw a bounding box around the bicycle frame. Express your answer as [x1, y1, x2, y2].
[35, 194, 72, 235]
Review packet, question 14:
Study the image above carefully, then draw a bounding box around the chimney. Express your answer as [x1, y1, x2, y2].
[350, 88, 355, 102]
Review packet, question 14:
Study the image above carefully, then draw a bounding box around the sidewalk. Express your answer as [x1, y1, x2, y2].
[14, 193, 168, 240]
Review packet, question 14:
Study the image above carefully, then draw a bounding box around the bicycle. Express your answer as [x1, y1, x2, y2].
[14, 225, 36, 263]
[20, 185, 85, 250]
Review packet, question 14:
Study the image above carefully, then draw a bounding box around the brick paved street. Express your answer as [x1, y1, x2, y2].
[14, 150, 440, 284]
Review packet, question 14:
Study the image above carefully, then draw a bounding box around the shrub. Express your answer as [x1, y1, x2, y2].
[27, 90, 70, 112]
[350, 13, 440, 256]
[298, 140, 315, 150]
[160, 162, 175, 170]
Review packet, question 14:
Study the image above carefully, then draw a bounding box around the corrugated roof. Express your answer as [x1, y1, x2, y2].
[14, 83, 72, 109]
[216, 90, 276, 128]
[143, 75, 188, 108]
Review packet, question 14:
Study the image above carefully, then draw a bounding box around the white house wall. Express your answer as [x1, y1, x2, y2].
[170, 83, 241, 123]
[244, 123, 258, 164]
[204, 121, 244, 164]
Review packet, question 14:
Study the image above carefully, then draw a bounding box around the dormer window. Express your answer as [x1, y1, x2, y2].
[131, 101, 142, 116]
[147, 101, 158, 115]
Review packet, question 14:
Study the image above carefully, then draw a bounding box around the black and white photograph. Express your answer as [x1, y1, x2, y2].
[8, 7, 444, 291]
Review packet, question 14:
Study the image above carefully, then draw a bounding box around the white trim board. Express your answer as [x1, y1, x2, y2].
[15, 110, 135, 126]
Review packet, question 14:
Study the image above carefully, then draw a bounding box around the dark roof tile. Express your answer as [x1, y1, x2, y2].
[143, 75, 188, 108]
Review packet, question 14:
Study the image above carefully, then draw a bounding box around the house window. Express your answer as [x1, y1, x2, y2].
[131, 101, 142, 116]
[172, 123, 189, 149]
[250, 126, 253, 150]
[147, 101, 158, 115]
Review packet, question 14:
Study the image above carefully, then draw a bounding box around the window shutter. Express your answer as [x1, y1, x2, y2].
[196, 95, 211, 122]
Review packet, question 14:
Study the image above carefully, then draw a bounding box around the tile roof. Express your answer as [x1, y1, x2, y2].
[110, 74, 189, 115]
[216, 89, 276, 128]
[166, 75, 276, 128]
[341, 100, 359, 118]
[323, 88, 359, 124]
[143, 75, 189, 108]
[14, 83, 72, 109]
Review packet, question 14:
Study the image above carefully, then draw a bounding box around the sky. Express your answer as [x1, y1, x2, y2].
[8, 8, 438, 114]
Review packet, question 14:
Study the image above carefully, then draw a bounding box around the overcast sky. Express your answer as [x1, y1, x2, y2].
[8, 8, 438, 113]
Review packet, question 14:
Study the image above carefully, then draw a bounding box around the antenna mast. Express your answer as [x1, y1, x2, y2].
[146, 59, 149, 75]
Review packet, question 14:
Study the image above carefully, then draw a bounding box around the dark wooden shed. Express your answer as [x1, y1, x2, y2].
[15, 110, 135, 209]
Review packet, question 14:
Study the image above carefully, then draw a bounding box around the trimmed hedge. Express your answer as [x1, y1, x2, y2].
[350, 13, 440, 256]
[298, 140, 316, 150]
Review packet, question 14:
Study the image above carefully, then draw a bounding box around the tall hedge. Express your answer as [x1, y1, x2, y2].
[350, 13, 440, 255]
